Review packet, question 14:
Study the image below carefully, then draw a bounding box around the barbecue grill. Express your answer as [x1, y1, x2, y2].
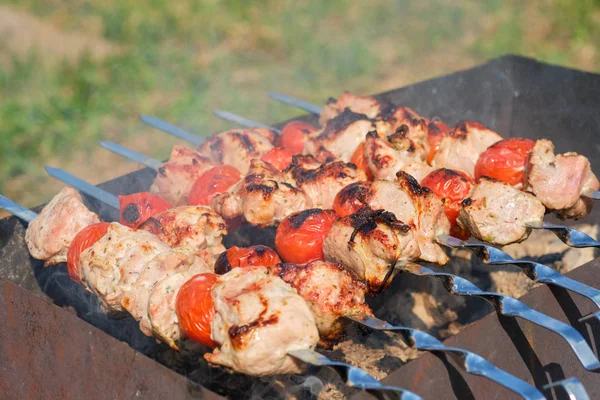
[1, 55, 600, 399]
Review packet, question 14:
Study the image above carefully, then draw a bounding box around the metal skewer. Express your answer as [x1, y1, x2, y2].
[44, 167, 120, 210]
[99, 141, 162, 171]
[0, 195, 37, 223]
[212, 110, 282, 134]
[140, 115, 205, 147]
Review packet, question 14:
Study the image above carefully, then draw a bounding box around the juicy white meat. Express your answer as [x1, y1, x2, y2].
[525, 139, 599, 219]
[138, 205, 227, 266]
[458, 177, 545, 245]
[121, 249, 209, 343]
[320, 92, 382, 125]
[196, 128, 276, 175]
[78, 223, 170, 313]
[285, 155, 367, 209]
[367, 174, 451, 264]
[25, 187, 100, 265]
[323, 208, 420, 292]
[276, 261, 372, 344]
[432, 121, 502, 176]
[150, 145, 214, 206]
[305, 109, 376, 162]
[212, 159, 310, 227]
[148, 261, 210, 349]
[205, 267, 319, 376]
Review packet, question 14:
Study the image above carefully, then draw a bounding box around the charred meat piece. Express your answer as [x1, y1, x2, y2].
[196, 128, 276, 175]
[368, 174, 451, 264]
[150, 145, 214, 206]
[285, 155, 366, 209]
[205, 267, 319, 376]
[432, 121, 502, 176]
[25, 187, 100, 265]
[211, 159, 310, 227]
[275, 261, 373, 344]
[525, 139, 599, 219]
[323, 208, 420, 292]
[458, 177, 545, 245]
[320, 91, 382, 125]
[306, 108, 377, 162]
[139, 205, 227, 267]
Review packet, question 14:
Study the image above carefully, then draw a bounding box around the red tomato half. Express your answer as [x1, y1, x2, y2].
[275, 209, 337, 264]
[261, 147, 294, 171]
[421, 169, 474, 239]
[333, 182, 371, 217]
[119, 192, 172, 229]
[475, 138, 535, 187]
[176, 273, 219, 348]
[426, 120, 451, 164]
[66, 222, 110, 283]
[214, 245, 282, 274]
[350, 142, 374, 181]
[188, 165, 242, 206]
[279, 121, 317, 154]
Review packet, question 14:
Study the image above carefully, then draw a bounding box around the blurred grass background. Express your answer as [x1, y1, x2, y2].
[1, 0, 599, 207]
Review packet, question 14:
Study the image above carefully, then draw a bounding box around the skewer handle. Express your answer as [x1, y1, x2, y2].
[348, 315, 547, 400]
[99, 141, 163, 171]
[212, 110, 281, 134]
[0, 195, 38, 222]
[45, 167, 120, 210]
[289, 349, 422, 400]
[267, 92, 323, 115]
[139, 115, 205, 147]
[397, 262, 600, 371]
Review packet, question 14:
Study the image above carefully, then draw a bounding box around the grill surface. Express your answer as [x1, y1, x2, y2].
[1, 55, 600, 399]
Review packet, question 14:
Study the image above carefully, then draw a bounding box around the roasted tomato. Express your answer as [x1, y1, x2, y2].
[426, 120, 451, 164]
[214, 245, 282, 274]
[176, 273, 219, 348]
[261, 147, 295, 171]
[333, 181, 371, 217]
[275, 209, 337, 264]
[350, 142, 374, 180]
[421, 169, 474, 239]
[66, 222, 110, 283]
[279, 120, 317, 154]
[188, 165, 242, 206]
[119, 192, 173, 229]
[475, 138, 535, 188]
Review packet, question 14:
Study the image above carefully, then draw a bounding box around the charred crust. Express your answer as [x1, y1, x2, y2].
[396, 171, 423, 195]
[366, 130, 379, 140]
[209, 137, 224, 162]
[376, 101, 397, 121]
[158, 167, 167, 176]
[121, 203, 140, 224]
[319, 108, 370, 139]
[348, 208, 410, 243]
[291, 161, 354, 184]
[232, 132, 256, 154]
[229, 311, 279, 350]
[326, 97, 337, 105]
[288, 208, 323, 229]
[336, 182, 370, 208]
[138, 217, 168, 236]
[461, 197, 473, 207]
[246, 182, 277, 199]
[214, 251, 231, 275]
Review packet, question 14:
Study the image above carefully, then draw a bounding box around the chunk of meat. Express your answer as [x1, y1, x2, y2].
[432, 121, 503, 176]
[306, 109, 377, 162]
[197, 128, 276, 175]
[211, 159, 310, 227]
[367, 174, 451, 264]
[205, 267, 319, 376]
[139, 205, 227, 266]
[150, 145, 214, 206]
[285, 155, 366, 209]
[323, 208, 420, 292]
[458, 177, 545, 245]
[25, 187, 100, 265]
[275, 261, 372, 344]
[320, 92, 382, 125]
[78, 223, 171, 314]
[524, 139, 599, 219]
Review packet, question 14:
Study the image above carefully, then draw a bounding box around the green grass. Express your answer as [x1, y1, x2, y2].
[0, 0, 599, 204]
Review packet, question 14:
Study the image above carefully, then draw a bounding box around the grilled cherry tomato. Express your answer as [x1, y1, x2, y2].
[176, 273, 219, 348]
[333, 181, 371, 217]
[66, 222, 110, 283]
[475, 138, 535, 187]
[214, 245, 282, 274]
[188, 165, 242, 206]
[279, 121, 317, 154]
[275, 209, 337, 264]
[421, 169, 474, 239]
[426, 120, 451, 164]
[261, 147, 295, 171]
[350, 142, 374, 180]
[119, 192, 172, 229]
